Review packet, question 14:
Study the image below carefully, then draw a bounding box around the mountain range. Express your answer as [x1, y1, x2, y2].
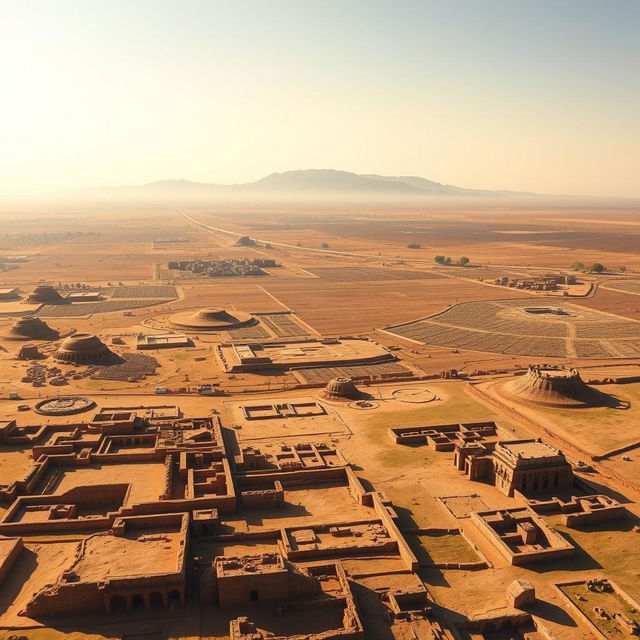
[109, 169, 534, 198]
[55, 169, 627, 204]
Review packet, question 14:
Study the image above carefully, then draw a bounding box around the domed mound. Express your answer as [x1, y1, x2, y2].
[27, 285, 63, 304]
[322, 377, 362, 400]
[503, 366, 600, 408]
[3, 316, 59, 340]
[54, 333, 112, 363]
[170, 306, 255, 331]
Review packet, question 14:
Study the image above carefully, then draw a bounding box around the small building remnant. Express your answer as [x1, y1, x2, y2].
[16, 344, 44, 360]
[506, 579, 536, 608]
[471, 508, 575, 565]
[136, 333, 193, 349]
[0, 287, 19, 300]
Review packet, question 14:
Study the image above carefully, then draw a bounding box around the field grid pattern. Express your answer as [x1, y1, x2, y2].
[296, 362, 411, 383]
[602, 280, 640, 295]
[309, 267, 445, 282]
[386, 298, 640, 359]
[258, 313, 309, 337]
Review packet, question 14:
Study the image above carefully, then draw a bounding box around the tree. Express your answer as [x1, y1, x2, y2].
[434, 255, 446, 264]
[571, 261, 585, 271]
[459, 256, 470, 266]
[589, 263, 605, 273]
[620, 265, 626, 272]
[236, 235, 256, 247]
[407, 243, 421, 249]
[445, 257, 452, 265]
[321, 242, 329, 249]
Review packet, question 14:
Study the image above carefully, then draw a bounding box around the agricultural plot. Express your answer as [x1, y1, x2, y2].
[37, 299, 168, 317]
[575, 320, 640, 339]
[429, 301, 569, 337]
[108, 285, 177, 298]
[309, 267, 444, 282]
[296, 362, 411, 383]
[573, 340, 617, 359]
[258, 313, 309, 338]
[602, 280, 640, 295]
[225, 323, 271, 340]
[386, 298, 640, 359]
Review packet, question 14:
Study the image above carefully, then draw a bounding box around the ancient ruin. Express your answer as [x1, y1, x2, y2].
[502, 365, 602, 407]
[322, 376, 362, 400]
[34, 395, 96, 416]
[54, 333, 112, 362]
[1, 189, 640, 640]
[26, 284, 63, 304]
[168, 257, 278, 277]
[3, 316, 59, 341]
[217, 337, 395, 373]
[170, 306, 256, 332]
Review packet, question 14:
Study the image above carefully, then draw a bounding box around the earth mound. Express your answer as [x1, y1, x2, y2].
[322, 377, 363, 400]
[27, 285, 63, 304]
[502, 365, 604, 408]
[54, 333, 112, 363]
[170, 306, 255, 331]
[3, 316, 59, 341]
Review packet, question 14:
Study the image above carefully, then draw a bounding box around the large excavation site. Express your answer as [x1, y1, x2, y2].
[0, 203, 639, 640]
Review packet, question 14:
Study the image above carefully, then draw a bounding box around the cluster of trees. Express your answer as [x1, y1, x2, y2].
[435, 255, 470, 267]
[571, 261, 606, 273]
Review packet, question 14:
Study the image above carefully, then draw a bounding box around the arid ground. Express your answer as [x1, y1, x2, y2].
[0, 202, 639, 640]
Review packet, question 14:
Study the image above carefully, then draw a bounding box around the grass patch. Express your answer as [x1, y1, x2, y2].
[406, 532, 480, 565]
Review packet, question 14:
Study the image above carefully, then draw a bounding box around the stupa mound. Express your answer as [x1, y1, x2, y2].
[54, 333, 112, 363]
[27, 285, 63, 304]
[170, 306, 255, 331]
[502, 366, 602, 408]
[322, 377, 363, 400]
[3, 316, 59, 341]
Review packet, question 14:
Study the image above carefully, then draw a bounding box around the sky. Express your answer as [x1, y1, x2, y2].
[1, 0, 639, 198]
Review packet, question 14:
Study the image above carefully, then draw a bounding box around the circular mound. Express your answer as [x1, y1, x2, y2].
[322, 377, 362, 400]
[3, 316, 59, 341]
[54, 333, 112, 363]
[392, 387, 437, 404]
[27, 285, 63, 304]
[34, 395, 96, 416]
[502, 365, 600, 408]
[170, 306, 255, 331]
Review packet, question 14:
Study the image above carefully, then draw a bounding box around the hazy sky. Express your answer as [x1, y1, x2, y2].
[1, 0, 639, 198]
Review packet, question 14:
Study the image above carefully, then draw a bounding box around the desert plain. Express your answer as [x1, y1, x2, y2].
[0, 201, 640, 640]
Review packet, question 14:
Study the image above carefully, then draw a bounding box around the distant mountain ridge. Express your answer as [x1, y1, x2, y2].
[121, 169, 535, 197]
[57, 169, 617, 202]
